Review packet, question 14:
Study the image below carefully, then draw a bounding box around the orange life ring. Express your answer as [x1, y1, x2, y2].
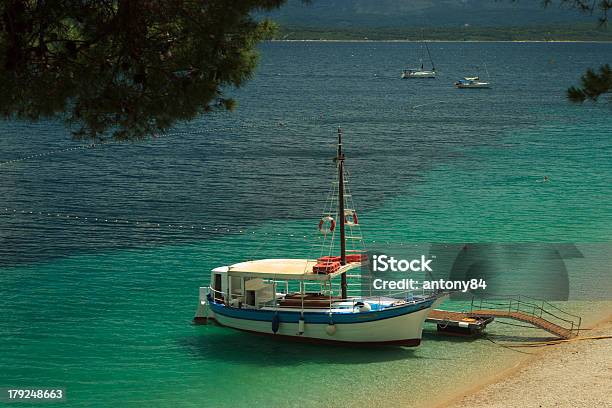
[318, 216, 336, 234]
[345, 210, 358, 226]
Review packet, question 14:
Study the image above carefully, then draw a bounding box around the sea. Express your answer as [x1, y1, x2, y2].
[1, 41, 611, 407]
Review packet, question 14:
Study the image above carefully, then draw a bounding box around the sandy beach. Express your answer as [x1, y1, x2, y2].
[441, 317, 612, 408]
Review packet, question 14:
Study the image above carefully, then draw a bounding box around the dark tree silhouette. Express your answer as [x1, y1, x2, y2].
[545, 0, 610, 24]
[1, 0, 609, 142]
[567, 64, 612, 102]
[0, 0, 286, 141]
[544, 0, 611, 102]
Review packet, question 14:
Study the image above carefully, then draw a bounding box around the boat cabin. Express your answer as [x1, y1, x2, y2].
[209, 258, 364, 310]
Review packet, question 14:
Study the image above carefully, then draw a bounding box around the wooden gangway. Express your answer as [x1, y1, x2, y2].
[426, 295, 582, 339]
[468, 295, 582, 339]
[468, 310, 574, 338]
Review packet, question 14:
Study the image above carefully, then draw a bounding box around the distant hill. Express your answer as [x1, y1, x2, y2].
[262, 0, 596, 27]
[272, 24, 612, 41]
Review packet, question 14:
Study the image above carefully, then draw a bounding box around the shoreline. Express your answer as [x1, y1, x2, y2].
[437, 313, 612, 408]
[270, 39, 612, 43]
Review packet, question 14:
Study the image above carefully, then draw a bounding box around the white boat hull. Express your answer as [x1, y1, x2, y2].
[402, 71, 436, 79]
[455, 82, 490, 89]
[203, 298, 437, 346]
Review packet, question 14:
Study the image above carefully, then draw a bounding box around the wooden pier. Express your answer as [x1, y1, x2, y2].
[468, 310, 576, 339]
[426, 295, 582, 339]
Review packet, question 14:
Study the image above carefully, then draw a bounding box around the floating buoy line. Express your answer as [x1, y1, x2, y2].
[0, 145, 95, 167]
[0, 206, 405, 245]
[0, 119, 331, 240]
[0, 115, 416, 245]
[0, 116, 334, 168]
[0, 124, 262, 167]
[0, 206, 307, 238]
[0, 106, 438, 168]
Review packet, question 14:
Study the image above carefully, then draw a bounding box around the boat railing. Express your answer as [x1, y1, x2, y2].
[207, 285, 280, 308]
[206, 286, 224, 302]
[469, 294, 582, 337]
[205, 284, 436, 312]
[332, 290, 437, 310]
[205, 285, 242, 305]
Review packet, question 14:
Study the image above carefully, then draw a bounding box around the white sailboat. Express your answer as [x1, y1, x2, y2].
[402, 38, 436, 79]
[194, 129, 442, 346]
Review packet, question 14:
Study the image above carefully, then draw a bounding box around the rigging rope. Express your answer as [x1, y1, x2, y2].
[483, 334, 534, 355]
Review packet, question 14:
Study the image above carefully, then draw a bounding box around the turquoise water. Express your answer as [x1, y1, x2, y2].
[1, 42, 611, 407]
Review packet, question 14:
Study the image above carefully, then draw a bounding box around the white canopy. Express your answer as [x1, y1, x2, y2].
[213, 258, 359, 281]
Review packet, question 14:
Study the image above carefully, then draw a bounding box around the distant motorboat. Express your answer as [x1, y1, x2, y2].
[455, 62, 492, 88]
[455, 77, 491, 89]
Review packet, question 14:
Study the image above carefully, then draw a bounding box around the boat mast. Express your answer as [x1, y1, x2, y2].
[422, 29, 435, 71]
[424, 41, 434, 71]
[337, 127, 347, 299]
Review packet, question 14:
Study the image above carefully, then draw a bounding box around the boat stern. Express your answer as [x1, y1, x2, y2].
[193, 286, 216, 325]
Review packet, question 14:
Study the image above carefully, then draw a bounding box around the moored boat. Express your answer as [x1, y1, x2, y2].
[401, 35, 436, 79]
[454, 77, 491, 89]
[194, 129, 441, 346]
[402, 68, 436, 79]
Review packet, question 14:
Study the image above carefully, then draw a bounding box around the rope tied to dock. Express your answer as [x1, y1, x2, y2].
[500, 335, 612, 348]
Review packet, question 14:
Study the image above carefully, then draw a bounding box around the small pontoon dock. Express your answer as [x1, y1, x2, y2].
[426, 295, 582, 339]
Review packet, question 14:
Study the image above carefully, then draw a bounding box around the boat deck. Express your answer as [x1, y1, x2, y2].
[278, 294, 341, 309]
[277, 294, 404, 310]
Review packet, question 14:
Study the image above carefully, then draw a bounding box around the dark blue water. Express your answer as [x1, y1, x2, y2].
[1, 41, 609, 266]
[0, 42, 611, 408]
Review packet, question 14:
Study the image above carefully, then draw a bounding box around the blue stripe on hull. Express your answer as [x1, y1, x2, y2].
[227, 326, 423, 347]
[208, 295, 435, 325]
